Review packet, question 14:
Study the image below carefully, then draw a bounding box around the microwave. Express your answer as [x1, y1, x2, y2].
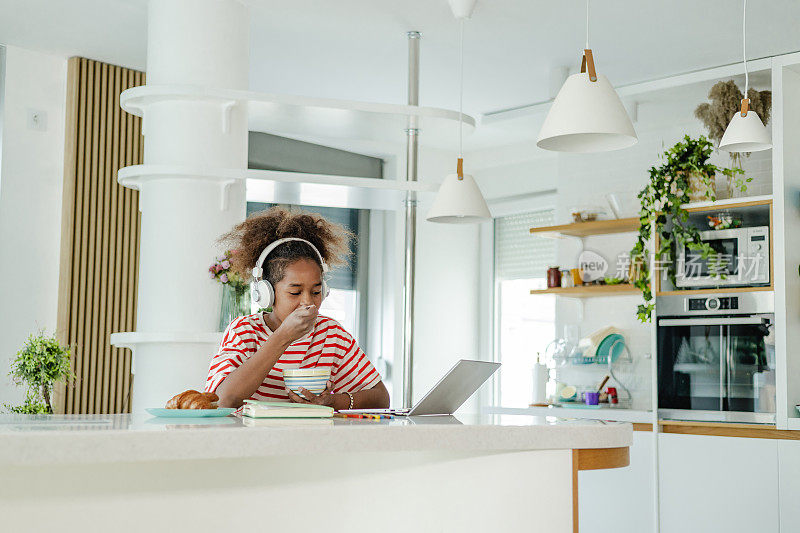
[675, 226, 769, 288]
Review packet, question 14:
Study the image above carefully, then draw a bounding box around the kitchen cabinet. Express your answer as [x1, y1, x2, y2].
[658, 433, 779, 533]
[778, 440, 800, 532]
[579, 431, 655, 533]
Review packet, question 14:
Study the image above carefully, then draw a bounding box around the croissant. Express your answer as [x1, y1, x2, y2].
[165, 390, 219, 409]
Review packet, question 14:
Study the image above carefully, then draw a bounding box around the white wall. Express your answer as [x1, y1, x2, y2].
[0, 45, 67, 409]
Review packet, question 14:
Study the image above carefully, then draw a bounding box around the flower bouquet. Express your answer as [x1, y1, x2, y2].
[210, 250, 251, 331]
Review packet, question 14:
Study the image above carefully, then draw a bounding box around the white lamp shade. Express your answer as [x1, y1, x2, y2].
[718, 110, 772, 152]
[537, 72, 637, 153]
[426, 173, 491, 224]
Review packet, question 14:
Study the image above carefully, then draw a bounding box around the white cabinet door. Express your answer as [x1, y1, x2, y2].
[778, 440, 800, 532]
[658, 433, 779, 533]
[579, 431, 655, 533]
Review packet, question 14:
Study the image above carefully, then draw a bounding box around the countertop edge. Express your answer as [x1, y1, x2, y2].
[0, 421, 633, 467]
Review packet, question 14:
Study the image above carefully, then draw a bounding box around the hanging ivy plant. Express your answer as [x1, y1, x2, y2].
[630, 135, 750, 322]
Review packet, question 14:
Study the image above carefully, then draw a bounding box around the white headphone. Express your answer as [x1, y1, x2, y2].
[250, 237, 330, 309]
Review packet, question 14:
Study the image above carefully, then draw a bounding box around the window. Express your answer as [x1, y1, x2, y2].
[246, 132, 385, 389]
[494, 209, 557, 407]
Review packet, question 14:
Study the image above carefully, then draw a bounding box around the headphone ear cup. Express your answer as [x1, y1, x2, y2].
[251, 280, 275, 309]
[263, 281, 275, 309]
[321, 280, 330, 302]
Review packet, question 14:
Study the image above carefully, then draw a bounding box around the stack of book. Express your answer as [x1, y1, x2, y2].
[240, 400, 334, 418]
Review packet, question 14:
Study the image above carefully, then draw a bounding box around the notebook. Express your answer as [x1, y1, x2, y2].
[241, 400, 334, 418]
[241, 416, 333, 427]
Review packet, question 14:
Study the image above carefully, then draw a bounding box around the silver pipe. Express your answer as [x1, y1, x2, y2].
[407, 31, 420, 107]
[402, 31, 420, 409]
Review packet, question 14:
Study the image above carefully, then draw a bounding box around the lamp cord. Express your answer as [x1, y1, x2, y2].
[585, 0, 590, 49]
[743, 0, 749, 96]
[458, 17, 464, 160]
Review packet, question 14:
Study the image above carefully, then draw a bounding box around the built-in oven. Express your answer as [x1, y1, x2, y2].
[656, 292, 775, 423]
[675, 226, 769, 288]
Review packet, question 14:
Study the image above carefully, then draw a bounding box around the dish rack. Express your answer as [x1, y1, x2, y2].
[566, 353, 610, 365]
[548, 337, 635, 408]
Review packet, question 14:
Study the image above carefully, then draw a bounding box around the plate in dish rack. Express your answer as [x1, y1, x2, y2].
[145, 408, 236, 418]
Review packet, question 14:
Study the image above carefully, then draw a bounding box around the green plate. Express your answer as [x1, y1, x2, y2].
[597, 334, 625, 362]
[145, 408, 236, 418]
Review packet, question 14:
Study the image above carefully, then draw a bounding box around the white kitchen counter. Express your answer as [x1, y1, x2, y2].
[0, 412, 631, 466]
[488, 405, 655, 423]
[0, 413, 631, 533]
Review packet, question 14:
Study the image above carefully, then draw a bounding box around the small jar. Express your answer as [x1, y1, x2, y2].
[547, 267, 562, 288]
[571, 268, 583, 286]
[561, 270, 573, 287]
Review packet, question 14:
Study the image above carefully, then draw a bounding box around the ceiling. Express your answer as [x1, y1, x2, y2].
[1, 0, 797, 150]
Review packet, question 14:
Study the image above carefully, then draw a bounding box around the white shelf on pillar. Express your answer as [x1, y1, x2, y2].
[110, 332, 224, 348]
[119, 165, 438, 211]
[120, 84, 475, 146]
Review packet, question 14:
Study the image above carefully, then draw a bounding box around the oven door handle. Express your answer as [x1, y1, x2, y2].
[659, 317, 764, 326]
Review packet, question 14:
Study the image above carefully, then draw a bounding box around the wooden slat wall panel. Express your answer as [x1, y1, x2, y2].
[54, 57, 144, 414]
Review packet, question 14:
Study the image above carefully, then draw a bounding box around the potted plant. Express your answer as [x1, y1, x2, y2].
[210, 250, 251, 331]
[6, 331, 74, 414]
[695, 80, 771, 196]
[630, 135, 749, 322]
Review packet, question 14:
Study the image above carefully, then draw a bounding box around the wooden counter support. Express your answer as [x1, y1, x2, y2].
[574, 446, 631, 470]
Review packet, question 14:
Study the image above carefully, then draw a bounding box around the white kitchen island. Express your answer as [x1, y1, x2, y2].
[0, 413, 631, 533]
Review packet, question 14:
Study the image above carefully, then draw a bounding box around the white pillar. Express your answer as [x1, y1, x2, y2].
[112, 0, 248, 413]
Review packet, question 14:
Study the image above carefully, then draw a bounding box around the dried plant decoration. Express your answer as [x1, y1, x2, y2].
[695, 80, 772, 164]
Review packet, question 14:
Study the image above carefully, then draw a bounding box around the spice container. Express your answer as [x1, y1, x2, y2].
[607, 387, 618, 405]
[547, 267, 562, 288]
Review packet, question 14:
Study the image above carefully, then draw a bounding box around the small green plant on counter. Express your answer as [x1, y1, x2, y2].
[630, 135, 750, 322]
[5, 331, 74, 414]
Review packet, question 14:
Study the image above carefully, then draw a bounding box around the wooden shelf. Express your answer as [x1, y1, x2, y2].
[529, 217, 639, 238]
[682, 195, 773, 213]
[530, 284, 641, 298]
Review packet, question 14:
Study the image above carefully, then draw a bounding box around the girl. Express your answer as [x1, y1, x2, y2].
[205, 207, 390, 410]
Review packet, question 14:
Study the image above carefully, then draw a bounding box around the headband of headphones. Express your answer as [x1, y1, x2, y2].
[251, 237, 329, 280]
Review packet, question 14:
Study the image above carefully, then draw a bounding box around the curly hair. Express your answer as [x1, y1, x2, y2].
[218, 206, 354, 285]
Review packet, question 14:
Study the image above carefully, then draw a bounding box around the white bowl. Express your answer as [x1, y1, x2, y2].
[283, 368, 330, 395]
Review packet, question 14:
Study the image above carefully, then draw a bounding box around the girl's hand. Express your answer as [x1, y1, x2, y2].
[287, 381, 336, 407]
[276, 305, 317, 344]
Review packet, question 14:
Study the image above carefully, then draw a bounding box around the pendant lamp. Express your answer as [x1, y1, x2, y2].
[537, 0, 637, 153]
[719, 0, 771, 153]
[426, 0, 491, 224]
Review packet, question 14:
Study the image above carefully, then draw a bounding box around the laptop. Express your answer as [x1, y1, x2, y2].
[340, 359, 501, 416]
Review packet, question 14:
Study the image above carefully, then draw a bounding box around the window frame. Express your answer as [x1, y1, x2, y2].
[480, 191, 557, 408]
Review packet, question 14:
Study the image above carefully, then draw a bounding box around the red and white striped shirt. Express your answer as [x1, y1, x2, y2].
[205, 313, 382, 401]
